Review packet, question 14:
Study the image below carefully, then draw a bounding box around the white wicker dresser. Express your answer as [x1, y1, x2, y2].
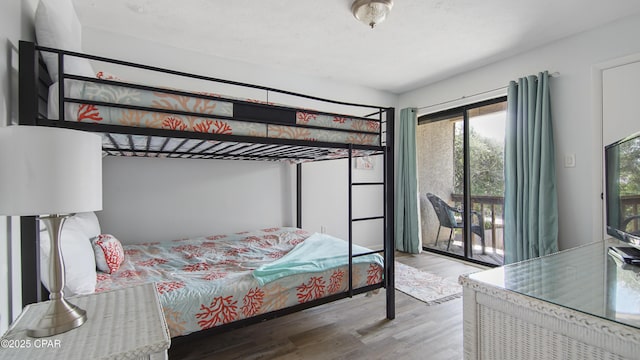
[460, 240, 640, 360]
[0, 283, 170, 360]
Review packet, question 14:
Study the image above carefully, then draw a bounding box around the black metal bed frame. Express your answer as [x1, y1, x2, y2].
[18, 40, 395, 341]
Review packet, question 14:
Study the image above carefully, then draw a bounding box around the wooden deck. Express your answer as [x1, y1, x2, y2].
[169, 251, 485, 360]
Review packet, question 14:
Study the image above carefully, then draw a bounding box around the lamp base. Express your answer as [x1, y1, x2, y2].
[27, 294, 87, 337]
[28, 214, 88, 337]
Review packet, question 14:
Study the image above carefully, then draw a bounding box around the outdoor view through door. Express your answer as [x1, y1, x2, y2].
[417, 98, 506, 266]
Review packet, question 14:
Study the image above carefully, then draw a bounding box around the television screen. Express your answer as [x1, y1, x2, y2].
[605, 131, 640, 247]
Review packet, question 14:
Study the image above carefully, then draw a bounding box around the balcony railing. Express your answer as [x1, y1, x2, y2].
[621, 194, 640, 233]
[451, 194, 504, 254]
[435, 194, 640, 263]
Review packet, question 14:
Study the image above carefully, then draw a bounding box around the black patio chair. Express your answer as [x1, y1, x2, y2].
[426, 193, 486, 253]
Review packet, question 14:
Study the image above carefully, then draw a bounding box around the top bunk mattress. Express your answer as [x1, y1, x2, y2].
[49, 74, 383, 147]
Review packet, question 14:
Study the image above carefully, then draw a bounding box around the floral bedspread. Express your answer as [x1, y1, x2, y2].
[95, 227, 383, 337]
[52, 75, 380, 146]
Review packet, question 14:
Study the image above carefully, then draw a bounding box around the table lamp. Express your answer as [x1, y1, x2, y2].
[0, 125, 102, 337]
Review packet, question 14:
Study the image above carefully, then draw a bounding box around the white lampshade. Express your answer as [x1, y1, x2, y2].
[0, 126, 102, 215]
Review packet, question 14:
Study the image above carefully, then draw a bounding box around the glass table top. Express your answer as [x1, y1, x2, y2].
[468, 240, 640, 329]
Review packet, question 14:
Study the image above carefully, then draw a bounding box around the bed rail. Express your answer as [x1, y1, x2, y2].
[19, 41, 393, 163]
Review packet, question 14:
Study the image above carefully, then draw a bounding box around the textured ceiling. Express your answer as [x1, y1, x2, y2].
[74, 0, 640, 94]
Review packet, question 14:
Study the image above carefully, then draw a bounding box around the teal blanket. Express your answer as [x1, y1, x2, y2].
[252, 233, 384, 285]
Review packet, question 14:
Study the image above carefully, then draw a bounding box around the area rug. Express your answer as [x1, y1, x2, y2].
[394, 261, 462, 305]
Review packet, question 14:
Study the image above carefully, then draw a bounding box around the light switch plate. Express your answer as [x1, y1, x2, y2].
[564, 154, 576, 168]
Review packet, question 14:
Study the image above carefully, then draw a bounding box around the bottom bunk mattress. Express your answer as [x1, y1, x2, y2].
[95, 227, 384, 337]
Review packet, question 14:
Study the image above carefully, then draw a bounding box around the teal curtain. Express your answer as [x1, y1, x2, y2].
[504, 71, 558, 264]
[395, 108, 420, 253]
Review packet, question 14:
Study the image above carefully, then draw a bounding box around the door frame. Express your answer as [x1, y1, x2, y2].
[592, 53, 640, 241]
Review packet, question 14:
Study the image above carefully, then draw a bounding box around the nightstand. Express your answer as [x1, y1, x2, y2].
[0, 283, 170, 360]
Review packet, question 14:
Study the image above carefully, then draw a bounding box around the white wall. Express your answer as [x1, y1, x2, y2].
[0, 0, 37, 334]
[81, 28, 398, 242]
[602, 59, 640, 146]
[301, 155, 386, 249]
[399, 14, 640, 251]
[100, 157, 293, 243]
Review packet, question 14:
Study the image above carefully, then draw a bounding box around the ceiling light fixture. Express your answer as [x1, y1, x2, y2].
[351, 0, 394, 29]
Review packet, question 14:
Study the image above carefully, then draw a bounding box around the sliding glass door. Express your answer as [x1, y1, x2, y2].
[417, 98, 506, 266]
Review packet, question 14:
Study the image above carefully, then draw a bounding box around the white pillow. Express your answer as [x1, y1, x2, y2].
[39, 212, 99, 296]
[46, 79, 90, 120]
[35, 0, 94, 82]
[67, 211, 101, 239]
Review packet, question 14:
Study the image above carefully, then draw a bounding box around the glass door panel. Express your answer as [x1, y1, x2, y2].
[418, 98, 506, 266]
[417, 114, 469, 258]
[467, 102, 506, 265]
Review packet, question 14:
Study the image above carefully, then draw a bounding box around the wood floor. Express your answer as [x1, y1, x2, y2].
[169, 252, 485, 360]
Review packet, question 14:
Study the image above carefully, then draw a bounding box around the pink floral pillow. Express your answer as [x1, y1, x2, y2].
[91, 234, 125, 274]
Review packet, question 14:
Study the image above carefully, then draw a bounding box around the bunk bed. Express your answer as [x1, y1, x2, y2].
[18, 40, 395, 341]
